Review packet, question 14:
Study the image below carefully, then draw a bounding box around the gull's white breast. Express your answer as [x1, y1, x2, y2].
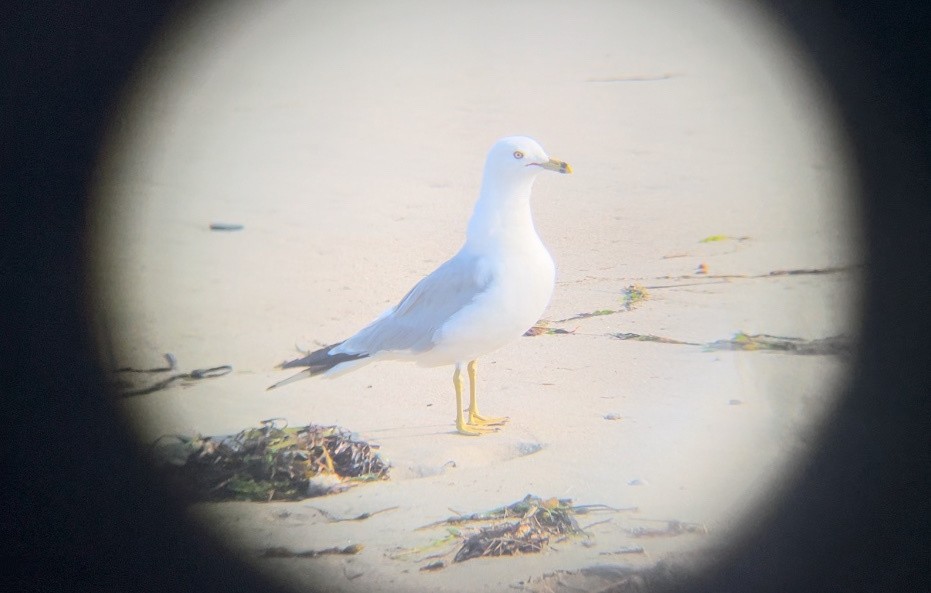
[425, 235, 555, 365]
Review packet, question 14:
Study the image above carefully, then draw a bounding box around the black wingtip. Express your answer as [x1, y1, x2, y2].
[278, 342, 340, 369]
[278, 342, 369, 373]
[269, 342, 370, 391]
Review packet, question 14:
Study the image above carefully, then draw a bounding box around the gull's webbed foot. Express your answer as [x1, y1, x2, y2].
[467, 410, 509, 427]
[456, 416, 497, 436]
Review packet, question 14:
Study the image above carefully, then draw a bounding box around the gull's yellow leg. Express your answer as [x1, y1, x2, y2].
[466, 360, 508, 427]
[454, 363, 493, 436]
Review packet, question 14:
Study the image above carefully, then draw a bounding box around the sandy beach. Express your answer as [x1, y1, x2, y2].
[89, 1, 861, 591]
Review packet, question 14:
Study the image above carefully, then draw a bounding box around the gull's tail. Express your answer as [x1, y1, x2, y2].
[267, 342, 369, 391]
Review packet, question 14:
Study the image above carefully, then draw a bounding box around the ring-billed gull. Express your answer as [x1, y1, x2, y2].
[269, 136, 572, 435]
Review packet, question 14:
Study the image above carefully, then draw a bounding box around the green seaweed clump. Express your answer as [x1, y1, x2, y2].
[453, 496, 583, 562]
[155, 420, 389, 501]
[620, 284, 649, 311]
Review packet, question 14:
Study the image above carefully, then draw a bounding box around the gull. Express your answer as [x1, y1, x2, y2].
[269, 136, 572, 435]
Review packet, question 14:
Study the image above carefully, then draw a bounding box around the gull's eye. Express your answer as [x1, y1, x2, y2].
[513, 150, 524, 159]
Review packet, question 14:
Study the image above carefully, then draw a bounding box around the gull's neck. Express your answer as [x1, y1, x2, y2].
[464, 173, 540, 252]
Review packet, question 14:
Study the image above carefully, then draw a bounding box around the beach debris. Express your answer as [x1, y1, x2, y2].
[625, 519, 707, 538]
[454, 518, 552, 561]
[612, 332, 698, 346]
[620, 284, 649, 311]
[611, 331, 853, 356]
[111, 353, 232, 397]
[696, 262, 709, 274]
[115, 352, 178, 373]
[553, 309, 617, 323]
[398, 495, 627, 568]
[259, 543, 363, 559]
[603, 412, 623, 421]
[766, 266, 850, 277]
[651, 263, 858, 282]
[704, 332, 853, 356]
[524, 320, 577, 336]
[419, 561, 446, 572]
[209, 222, 244, 231]
[536, 286, 649, 331]
[698, 234, 750, 243]
[450, 496, 584, 562]
[154, 419, 389, 501]
[599, 545, 646, 555]
[387, 529, 461, 562]
[418, 496, 624, 531]
[311, 506, 398, 522]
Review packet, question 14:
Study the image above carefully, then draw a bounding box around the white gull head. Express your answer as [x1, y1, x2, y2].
[481, 136, 573, 183]
[468, 136, 571, 246]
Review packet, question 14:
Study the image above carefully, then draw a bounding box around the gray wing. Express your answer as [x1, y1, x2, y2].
[333, 251, 491, 356]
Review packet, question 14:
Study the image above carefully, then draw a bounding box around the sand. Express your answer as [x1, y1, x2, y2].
[89, 1, 861, 591]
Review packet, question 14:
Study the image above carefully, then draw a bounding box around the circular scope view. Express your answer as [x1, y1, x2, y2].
[88, 2, 861, 591]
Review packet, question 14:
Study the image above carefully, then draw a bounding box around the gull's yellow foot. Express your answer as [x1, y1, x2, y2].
[467, 409, 509, 427]
[456, 415, 497, 436]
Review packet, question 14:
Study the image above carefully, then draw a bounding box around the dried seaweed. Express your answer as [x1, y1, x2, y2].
[611, 331, 853, 356]
[155, 420, 389, 501]
[552, 309, 618, 323]
[524, 321, 576, 336]
[599, 545, 646, 555]
[386, 530, 461, 562]
[703, 332, 853, 355]
[311, 506, 398, 522]
[698, 234, 751, 243]
[542, 284, 649, 327]
[454, 520, 550, 561]
[403, 495, 622, 567]
[260, 543, 363, 558]
[612, 332, 698, 345]
[450, 496, 611, 562]
[624, 519, 707, 538]
[651, 264, 859, 283]
[111, 353, 232, 397]
[620, 284, 649, 311]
